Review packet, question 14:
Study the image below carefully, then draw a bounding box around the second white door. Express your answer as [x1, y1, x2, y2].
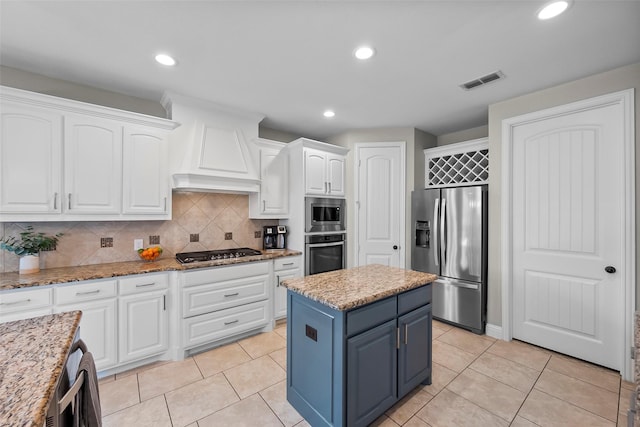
[356, 142, 405, 267]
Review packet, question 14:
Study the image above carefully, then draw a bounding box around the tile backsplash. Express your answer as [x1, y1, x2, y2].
[0, 192, 274, 273]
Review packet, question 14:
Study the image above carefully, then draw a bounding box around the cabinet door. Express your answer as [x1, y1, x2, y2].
[119, 291, 168, 363]
[304, 149, 327, 195]
[0, 102, 62, 214]
[261, 147, 289, 215]
[347, 319, 397, 427]
[64, 114, 122, 214]
[274, 268, 300, 319]
[56, 298, 118, 371]
[326, 153, 345, 196]
[122, 126, 170, 216]
[398, 304, 432, 397]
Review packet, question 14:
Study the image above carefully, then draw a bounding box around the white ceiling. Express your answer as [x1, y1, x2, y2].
[1, 1, 639, 140]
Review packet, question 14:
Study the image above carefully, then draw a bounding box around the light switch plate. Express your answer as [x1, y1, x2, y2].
[134, 239, 144, 250]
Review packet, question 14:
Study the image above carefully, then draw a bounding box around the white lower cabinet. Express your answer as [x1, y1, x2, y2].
[180, 261, 270, 351]
[54, 279, 118, 371]
[273, 256, 302, 319]
[118, 273, 169, 364]
[0, 287, 53, 322]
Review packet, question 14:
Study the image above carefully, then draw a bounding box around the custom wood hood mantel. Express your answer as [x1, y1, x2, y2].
[161, 91, 264, 194]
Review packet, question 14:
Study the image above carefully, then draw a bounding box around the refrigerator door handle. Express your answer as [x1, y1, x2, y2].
[441, 198, 447, 265]
[433, 198, 440, 267]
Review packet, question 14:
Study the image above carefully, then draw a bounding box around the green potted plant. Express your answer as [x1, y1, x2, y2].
[0, 226, 63, 274]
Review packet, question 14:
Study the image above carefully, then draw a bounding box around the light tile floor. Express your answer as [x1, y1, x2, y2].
[99, 320, 634, 426]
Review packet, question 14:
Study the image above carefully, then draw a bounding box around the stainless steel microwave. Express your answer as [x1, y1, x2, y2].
[305, 197, 346, 233]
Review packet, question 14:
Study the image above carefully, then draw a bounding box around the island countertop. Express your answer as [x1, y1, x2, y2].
[0, 311, 82, 427]
[281, 264, 437, 311]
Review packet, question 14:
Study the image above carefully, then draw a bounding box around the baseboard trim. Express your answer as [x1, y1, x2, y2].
[485, 323, 503, 340]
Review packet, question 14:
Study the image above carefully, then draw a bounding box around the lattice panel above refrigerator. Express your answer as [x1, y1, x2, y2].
[424, 138, 489, 188]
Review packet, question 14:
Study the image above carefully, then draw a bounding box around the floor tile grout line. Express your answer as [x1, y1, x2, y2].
[532, 388, 617, 424]
[163, 393, 175, 427]
[255, 391, 287, 427]
[508, 352, 552, 426]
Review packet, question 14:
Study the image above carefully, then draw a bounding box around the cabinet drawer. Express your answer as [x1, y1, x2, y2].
[274, 256, 301, 271]
[183, 299, 269, 348]
[55, 279, 117, 304]
[398, 285, 432, 315]
[182, 262, 269, 288]
[0, 287, 52, 314]
[182, 274, 268, 318]
[346, 296, 397, 337]
[119, 273, 168, 296]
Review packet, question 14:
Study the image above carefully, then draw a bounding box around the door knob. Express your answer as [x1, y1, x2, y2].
[605, 266, 616, 274]
[393, 245, 398, 250]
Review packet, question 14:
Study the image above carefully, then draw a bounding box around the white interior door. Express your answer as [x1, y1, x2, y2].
[509, 94, 630, 371]
[356, 142, 405, 267]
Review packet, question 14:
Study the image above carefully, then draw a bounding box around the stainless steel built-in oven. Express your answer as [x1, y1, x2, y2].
[305, 234, 346, 275]
[305, 197, 346, 233]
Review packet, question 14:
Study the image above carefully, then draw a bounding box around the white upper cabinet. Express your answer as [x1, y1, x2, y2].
[122, 126, 170, 215]
[250, 138, 289, 218]
[0, 86, 178, 221]
[64, 114, 122, 214]
[0, 102, 62, 214]
[304, 147, 346, 197]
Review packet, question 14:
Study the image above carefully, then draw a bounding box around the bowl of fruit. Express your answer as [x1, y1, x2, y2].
[138, 246, 162, 262]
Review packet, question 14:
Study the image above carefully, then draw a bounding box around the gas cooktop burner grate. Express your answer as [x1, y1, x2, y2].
[175, 248, 262, 264]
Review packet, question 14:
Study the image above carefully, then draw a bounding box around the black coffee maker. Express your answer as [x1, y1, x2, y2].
[263, 225, 287, 250]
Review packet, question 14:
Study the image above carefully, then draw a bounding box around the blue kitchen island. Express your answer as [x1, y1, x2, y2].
[281, 264, 437, 427]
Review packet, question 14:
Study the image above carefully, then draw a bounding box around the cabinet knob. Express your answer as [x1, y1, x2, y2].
[393, 245, 398, 250]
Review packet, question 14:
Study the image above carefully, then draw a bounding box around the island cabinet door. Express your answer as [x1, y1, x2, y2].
[347, 319, 398, 427]
[398, 304, 432, 397]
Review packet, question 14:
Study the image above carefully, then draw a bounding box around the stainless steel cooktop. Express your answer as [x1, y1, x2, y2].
[175, 248, 262, 264]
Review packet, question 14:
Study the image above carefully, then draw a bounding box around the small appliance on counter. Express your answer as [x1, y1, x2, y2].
[263, 225, 287, 250]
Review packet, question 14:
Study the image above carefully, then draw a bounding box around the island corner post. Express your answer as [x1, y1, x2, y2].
[282, 264, 436, 427]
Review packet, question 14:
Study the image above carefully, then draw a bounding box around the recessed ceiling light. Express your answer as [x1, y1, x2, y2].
[537, 0, 571, 20]
[323, 110, 335, 118]
[354, 46, 375, 60]
[155, 53, 176, 66]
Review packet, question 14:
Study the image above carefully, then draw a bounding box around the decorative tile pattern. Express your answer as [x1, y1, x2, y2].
[0, 192, 274, 273]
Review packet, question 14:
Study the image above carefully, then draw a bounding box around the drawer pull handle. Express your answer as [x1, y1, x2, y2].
[76, 290, 100, 296]
[53, 192, 58, 210]
[396, 327, 400, 349]
[404, 324, 408, 345]
[135, 283, 155, 288]
[224, 293, 239, 298]
[282, 262, 294, 266]
[224, 320, 239, 326]
[0, 298, 31, 306]
[276, 275, 280, 287]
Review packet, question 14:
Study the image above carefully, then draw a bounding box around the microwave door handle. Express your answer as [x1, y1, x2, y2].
[433, 198, 439, 267]
[441, 198, 447, 265]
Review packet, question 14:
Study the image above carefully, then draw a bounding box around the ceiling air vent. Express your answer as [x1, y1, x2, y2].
[460, 71, 505, 90]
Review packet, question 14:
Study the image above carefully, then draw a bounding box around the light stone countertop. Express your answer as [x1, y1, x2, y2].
[281, 264, 437, 311]
[0, 249, 302, 291]
[0, 311, 82, 427]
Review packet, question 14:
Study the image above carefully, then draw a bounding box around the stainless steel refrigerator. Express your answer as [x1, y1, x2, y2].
[411, 185, 488, 334]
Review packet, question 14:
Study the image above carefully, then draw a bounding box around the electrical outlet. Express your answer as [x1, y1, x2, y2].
[225, 232, 233, 240]
[134, 239, 144, 250]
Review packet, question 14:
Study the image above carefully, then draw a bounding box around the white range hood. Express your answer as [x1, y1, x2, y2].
[161, 91, 264, 193]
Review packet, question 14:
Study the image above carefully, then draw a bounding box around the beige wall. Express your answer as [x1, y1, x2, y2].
[437, 125, 488, 146]
[0, 193, 272, 273]
[0, 65, 167, 118]
[327, 127, 437, 269]
[486, 62, 640, 326]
